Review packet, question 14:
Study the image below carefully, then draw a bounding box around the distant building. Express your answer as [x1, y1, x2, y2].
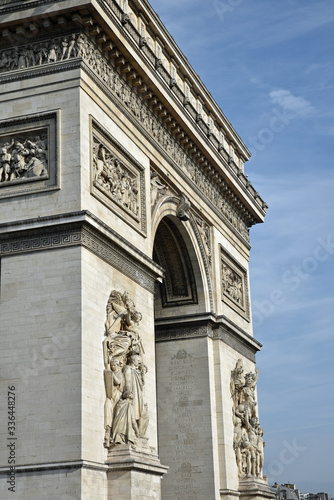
[272, 483, 300, 500]
[300, 493, 328, 500]
[272, 483, 330, 500]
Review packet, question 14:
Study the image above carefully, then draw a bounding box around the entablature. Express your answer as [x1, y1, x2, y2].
[0, 0, 268, 239]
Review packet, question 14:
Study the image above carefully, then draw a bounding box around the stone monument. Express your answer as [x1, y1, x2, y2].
[0, 1, 273, 499]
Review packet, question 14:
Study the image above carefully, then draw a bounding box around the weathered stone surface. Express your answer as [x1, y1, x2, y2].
[0, 1, 272, 499]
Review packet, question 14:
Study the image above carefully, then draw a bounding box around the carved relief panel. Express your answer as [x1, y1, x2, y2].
[0, 112, 59, 198]
[221, 247, 249, 321]
[91, 118, 146, 235]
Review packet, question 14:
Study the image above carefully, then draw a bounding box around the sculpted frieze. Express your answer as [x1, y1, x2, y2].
[223, 263, 244, 306]
[231, 359, 264, 478]
[91, 121, 146, 234]
[93, 136, 139, 218]
[0, 34, 79, 72]
[0, 29, 250, 241]
[0, 112, 58, 198]
[221, 247, 249, 321]
[0, 130, 48, 184]
[103, 290, 149, 449]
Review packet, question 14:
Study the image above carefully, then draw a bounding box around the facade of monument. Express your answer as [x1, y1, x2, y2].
[0, 1, 273, 499]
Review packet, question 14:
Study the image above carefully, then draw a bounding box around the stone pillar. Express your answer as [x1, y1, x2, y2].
[106, 446, 168, 499]
[155, 323, 220, 500]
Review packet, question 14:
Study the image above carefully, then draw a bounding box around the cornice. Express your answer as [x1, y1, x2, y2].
[134, 0, 250, 156]
[0, 0, 268, 228]
[155, 312, 261, 361]
[0, 211, 164, 293]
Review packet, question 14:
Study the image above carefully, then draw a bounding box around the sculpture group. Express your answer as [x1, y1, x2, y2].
[222, 263, 243, 305]
[231, 359, 264, 478]
[0, 133, 48, 184]
[93, 138, 139, 217]
[103, 290, 149, 449]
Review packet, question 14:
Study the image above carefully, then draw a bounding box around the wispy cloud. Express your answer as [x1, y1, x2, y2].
[269, 89, 315, 116]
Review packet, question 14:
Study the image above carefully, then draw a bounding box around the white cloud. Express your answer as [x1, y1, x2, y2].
[269, 89, 315, 116]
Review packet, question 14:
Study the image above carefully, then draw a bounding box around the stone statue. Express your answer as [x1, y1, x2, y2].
[103, 357, 124, 447]
[230, 359, 264, 478]
[112, 351, 149, 447]
[103, 290, 149, 450]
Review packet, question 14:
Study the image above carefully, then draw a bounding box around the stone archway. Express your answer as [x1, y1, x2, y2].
[152, 214, 214, 499]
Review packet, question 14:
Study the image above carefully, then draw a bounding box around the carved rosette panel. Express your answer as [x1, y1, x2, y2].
[0, 29, 250, 241]
[221, 247, 249, 321]
[103, 290, 149, 450]
[91, 120, 146, 235]
[230, 359, 264, 478]
[0, 112, 58, 198]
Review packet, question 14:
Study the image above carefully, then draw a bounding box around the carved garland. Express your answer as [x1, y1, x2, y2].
[0, 30, 251, 242]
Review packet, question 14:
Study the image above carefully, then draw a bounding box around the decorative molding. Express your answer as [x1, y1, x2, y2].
[0, 229, 81, 255]
[0, 28, 256, 241]
[155, 314, 259, 361]
[213, 324, 257, 362]
[0, 214, 161, 293]
[82, 225, 155, 293]
[106, 447, 168, 476]
[220, 246, 250, 322]
[193, 215, 212, 268]
[155, 323, 212, 342]
[0, 460, 108, 474]
[220, 489, 241, 498]
[0, 111, 59, 198]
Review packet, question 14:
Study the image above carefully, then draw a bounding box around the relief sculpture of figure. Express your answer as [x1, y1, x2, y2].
[231, 359, 264, 478]
[150, 170, 166, 206]
[0, 134, 48, 184]
[92, 138, 139, 216]
[103, 290, 149, 450]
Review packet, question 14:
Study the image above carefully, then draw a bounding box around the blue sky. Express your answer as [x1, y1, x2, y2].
[149, 0, 334, 495]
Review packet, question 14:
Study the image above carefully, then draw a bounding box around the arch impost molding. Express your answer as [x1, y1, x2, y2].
[155, 313, 262, 362]
[0, 210, 164, 293]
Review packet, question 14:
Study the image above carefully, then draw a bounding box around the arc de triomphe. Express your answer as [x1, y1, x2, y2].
[0, 1, 273, 499]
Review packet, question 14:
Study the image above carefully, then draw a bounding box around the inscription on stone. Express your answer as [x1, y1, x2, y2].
[169, 349, 201, 499]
